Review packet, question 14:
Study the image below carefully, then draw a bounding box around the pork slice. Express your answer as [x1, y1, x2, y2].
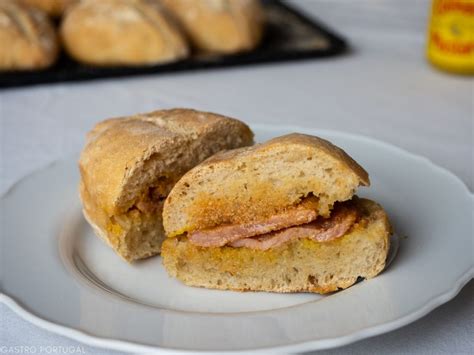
[229, 203, 358, 250]
[188, 206, 318, 247]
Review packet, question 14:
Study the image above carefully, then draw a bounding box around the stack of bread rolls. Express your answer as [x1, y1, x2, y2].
[0, 0, 265, 71]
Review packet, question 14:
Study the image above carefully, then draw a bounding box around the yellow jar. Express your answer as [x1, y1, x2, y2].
[426, 0, 474, 75]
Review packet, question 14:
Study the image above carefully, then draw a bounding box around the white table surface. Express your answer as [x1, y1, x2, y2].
[1, 0, 472, 354]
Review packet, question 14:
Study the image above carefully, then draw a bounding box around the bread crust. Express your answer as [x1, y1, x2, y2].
[161, 198, 391, 293]
[160, 0, 264, 54]
[60, 0, 189, 66]
[200, 133, 369, 184]
[164, 133, 369, 237]
[0, 1, 59, 70]
[79, 108, 254, 261]
[20, 0, 76, 17]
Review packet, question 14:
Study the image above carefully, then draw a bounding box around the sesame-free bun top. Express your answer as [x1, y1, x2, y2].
[60, 0, 189, 66]
[163, 133, 370, 237]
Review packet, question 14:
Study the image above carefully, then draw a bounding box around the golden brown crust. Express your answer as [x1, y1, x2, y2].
[270, 134, 369, 185]
[0, 1, 59, 70]
[80, 108, 254, 216]
[202, 133, 369, 185]
[60, 0, 189, 66]
[161, 198, 391, 294]
[20, 0, 76, 17]
[79, 108, 254, 261]
[164, 133, 370, 237]
[160, 0, 264, 54]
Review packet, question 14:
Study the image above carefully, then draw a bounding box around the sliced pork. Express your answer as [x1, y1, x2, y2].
[188, 205, 318, 247]
[230, 203, 358, 250]
[188, 200, 358, 249]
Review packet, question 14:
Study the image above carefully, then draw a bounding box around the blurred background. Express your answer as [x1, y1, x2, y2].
[1, 0, 472, 191]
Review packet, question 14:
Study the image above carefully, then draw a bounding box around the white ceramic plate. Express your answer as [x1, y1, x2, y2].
[1, 125, 473, 353]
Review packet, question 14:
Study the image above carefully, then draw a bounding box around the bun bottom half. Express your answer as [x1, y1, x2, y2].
[161, 198, 391, 294]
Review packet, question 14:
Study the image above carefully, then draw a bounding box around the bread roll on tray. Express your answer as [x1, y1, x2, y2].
[0, 0, 59, 71]
[61, 0, 189, 66]
[161, 0, 264, 54]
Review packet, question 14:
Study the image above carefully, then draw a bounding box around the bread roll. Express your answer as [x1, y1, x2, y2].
[0, 1, 59, 71]
[79, 108, 254, 262]
[60, 0, 189, 66]
[161, 0, 264, 54]
[161, 133, 391, 294]
[20, 0, 76, 17]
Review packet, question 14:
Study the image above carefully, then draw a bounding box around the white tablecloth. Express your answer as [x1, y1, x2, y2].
[1, 1, 473, 353]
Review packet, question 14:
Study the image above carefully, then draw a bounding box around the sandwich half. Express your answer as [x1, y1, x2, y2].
[161, 133, 391, 293]
[79, 108, 253, 262]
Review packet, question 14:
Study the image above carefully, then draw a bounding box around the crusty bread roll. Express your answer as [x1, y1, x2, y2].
[0, 1, 59, 71]
[20, 0, 76, 17]
[79, 108, 254, 262]
[160, 0, 264, 54]
[60, 0, 189, 66]
[161, 133, 391, 294]
[162, 198, 390, 293]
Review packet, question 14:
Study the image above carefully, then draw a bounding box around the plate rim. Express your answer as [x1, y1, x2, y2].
[1, 125, 473, 353]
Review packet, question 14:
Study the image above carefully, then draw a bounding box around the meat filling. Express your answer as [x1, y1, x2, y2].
[230, 203, 358, 250]
[134, 186, 168, 214]
[188, 200, 358, 250]
[188, 206, 318, 247]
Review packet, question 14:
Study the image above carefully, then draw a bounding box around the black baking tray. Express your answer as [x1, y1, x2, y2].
[0, 1, 347, 89]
